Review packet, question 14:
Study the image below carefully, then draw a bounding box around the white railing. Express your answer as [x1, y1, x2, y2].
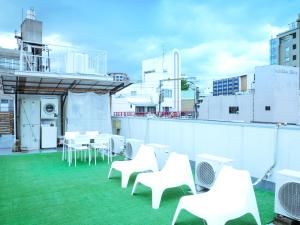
[0, 58, 19, 70]
[19, 43, 107, 75]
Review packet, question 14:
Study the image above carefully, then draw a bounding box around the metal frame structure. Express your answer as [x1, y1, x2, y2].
[1, 73, 131, 96]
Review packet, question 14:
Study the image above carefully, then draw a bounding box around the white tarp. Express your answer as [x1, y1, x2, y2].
[65, 92, 112, 133]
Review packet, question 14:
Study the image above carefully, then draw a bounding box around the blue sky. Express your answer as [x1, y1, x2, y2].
[0, 0, 299, 84]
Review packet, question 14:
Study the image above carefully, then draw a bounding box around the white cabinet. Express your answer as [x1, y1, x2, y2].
[41, 126, 57, 148]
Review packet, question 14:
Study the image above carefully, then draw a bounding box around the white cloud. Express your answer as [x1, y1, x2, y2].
[0, 32, 73, 49]
[180, 37, 270, 89]
[261, 24, 287, 38]
[0, 32, 18, 49]
[43, 34, 73, 47]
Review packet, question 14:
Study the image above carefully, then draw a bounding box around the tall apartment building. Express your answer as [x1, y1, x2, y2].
[213, 75, 247, 96]
[270, 13, 300, 67]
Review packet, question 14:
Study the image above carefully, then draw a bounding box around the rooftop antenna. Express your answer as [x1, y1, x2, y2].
[162, 44, 165, 72]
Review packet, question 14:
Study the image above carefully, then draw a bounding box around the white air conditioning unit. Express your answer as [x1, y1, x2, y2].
[275, 169, 300, 221]
[195, 153, 233, 191]
[111, 135, 125, 154]
[146, 143, 171, 170]
[125, 138, 144, 159]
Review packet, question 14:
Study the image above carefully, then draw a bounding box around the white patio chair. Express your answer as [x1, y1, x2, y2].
[85, 131, 99, 138]
[62, 131, 80, 161]
[95, 134, 113, 163]
[90, 135, 110, 165]
[68, 134, 91, 167]
[171, 166, 262, 225]
[108, 144, 159, 188]
[131, 152, 196, 209]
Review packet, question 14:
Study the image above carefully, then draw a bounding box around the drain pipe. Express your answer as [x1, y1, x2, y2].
[253, 123, 282, 186]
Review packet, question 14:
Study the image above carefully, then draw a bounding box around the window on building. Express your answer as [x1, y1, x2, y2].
[285, 46, 290, 62]
[147, 107, 156, 113]
[135, 106, 145, 113]
[265, 106, 271, 111]
[292, 33, 296, 39]
[162, 107, 170, 112]
[293, 44, 297, 50]
[229, 106, 239, 114]
[293, 55, 297, 61]
[162, 89, 172, 98]
[0, 99, 11, 112]
[144, 70, 155, 74]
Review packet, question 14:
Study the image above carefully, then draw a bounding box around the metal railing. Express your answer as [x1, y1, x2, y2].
[113, 111, 194, 118]
[0, 58, 20, 70]
[19, 42, 107, 75]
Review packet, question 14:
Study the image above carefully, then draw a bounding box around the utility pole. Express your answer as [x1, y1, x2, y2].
[158, 80, 163, 115]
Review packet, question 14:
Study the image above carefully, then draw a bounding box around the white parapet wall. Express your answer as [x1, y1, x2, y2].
[113, 116, 300, 181]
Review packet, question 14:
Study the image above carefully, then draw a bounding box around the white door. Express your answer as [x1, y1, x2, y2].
[20, 124, 40, 150]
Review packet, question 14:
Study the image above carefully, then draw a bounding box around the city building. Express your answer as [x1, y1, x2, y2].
[112, 49, 182, 116]
[270, 13, 300, 67]
[213, 75, 247, 96]
[107, 72, 129, 82]
[0, 9, 130, 150]
[198, 65, 300, 124]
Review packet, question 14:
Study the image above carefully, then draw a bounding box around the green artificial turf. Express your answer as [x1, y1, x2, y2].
[0, 152, 274, 225]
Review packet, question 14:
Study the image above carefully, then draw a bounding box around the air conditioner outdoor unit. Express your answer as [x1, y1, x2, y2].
[195, 153, 233, 191]
[275, 169, 300, 221]
[111, 135, 125, 154]
[125, 138, 144, 159]
[146, 143, 171, 170]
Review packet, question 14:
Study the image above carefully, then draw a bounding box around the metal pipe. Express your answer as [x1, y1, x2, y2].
[253, 123, 281, 186]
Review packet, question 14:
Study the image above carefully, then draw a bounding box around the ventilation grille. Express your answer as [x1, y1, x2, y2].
[197, 162, 215, 188]
[125, 143, 133, 159]
[278, 182, 300, 220]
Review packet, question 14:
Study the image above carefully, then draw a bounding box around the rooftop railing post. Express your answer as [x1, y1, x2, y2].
[20, 41, 23, 71]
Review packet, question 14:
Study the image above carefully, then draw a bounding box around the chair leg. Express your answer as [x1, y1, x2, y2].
[131, 176, 140, 195]
[62, 144, 65, 160]
[152, 188, 164, 209]
[171, 198, 185, 225]
[249, 202, 262, 225]
[121, 171, 131, 188]
[187, 182, 197, 195]
[107, 164, 114, 179]
[252, 211, 262, 225]
[94, 149, 97, 165]
[65, 146, 68, 161]
[68, 149, 71, 166]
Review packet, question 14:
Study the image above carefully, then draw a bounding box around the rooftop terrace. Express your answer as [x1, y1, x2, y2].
[0, 152, 274, 225]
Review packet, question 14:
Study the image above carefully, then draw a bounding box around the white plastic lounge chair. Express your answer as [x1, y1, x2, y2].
[131, 152, 196, 209]
[171, 166, 261, 225]
[108, 144, 159, 188]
